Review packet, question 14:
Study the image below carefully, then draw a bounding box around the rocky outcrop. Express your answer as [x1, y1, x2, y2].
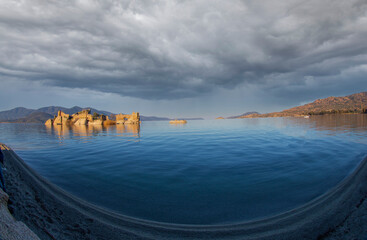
[74, 118, 87, 126]
[116, 112, 140, 124]
[88, 120, 103, 125]
[45, 110, 140, 127]
[116, 119, 125, 125]
[51, 111, 71, 125]
[45, 119, 53, 126]
[169, 119, 187, 124]
[71, 109, 91, 122]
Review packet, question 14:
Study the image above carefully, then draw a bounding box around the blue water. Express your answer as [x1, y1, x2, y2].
[1, 115, 367, 224]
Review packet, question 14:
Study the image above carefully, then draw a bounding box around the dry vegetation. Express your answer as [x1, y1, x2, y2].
[240, 92, 367, 118]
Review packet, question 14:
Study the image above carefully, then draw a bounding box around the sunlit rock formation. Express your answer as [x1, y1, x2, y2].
[74, 118, 87, 126]
[45, 109, 140, 126]
[51, 111, 71, 125]
[45, 119, 53, 126]
[115, 112, 140, 125]
[169, 119, 187, 124]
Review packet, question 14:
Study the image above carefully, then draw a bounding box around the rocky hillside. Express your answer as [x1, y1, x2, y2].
[216, 112, 260, 119]
[227, 112, 259, 119]
[239, 92, 367, 118]
[0, 107, 36, 121]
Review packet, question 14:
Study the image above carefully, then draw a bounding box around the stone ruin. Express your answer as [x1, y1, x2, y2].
[45, 109, 140, 126]
[115, 112, 140, 125]
[45, 111, 70, 126]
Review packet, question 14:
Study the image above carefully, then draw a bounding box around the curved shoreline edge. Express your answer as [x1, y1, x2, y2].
[1, 142, 367, 239]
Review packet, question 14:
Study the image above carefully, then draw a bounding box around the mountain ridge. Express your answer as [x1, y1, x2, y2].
[1, 112, 54, 123]
[0, 106, 113, 121]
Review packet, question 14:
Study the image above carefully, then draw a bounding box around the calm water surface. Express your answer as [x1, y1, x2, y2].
[1, 115, 367, 224]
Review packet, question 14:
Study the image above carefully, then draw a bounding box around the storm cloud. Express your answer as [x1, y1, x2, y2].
[1, 0, 367, 100]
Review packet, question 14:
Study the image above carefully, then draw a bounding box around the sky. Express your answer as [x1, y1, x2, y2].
[0, 0, 367, 119]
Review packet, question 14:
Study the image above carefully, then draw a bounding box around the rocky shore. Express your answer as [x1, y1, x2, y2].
[0, 187, 40, 240]
[1, 142, 367, 239]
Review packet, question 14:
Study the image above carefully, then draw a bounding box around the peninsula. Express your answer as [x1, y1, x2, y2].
[235, 92, 367, 119]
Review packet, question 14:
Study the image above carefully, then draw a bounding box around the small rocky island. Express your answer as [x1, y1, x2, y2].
[169, 119, 187, 124]
[45, 109, 140, 126]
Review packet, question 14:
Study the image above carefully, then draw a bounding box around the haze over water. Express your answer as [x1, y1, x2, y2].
[1, 114, 367, 224]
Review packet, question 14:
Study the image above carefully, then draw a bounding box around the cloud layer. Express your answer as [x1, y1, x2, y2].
[1, 0, 367, 100]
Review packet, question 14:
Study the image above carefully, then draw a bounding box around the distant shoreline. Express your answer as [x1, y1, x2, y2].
[1, 113, 366, 123]
[1, 142, 367, 239]
[238, 112, 366, 119]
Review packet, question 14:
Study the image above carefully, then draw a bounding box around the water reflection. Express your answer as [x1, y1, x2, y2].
[238, 114, 367, 133]
[285, 114, 367, 133]
[51, 125, 70, 137]
[116, 124, 140, 136]
[44, 115, 367, 139]
[45, 124, 140, 138]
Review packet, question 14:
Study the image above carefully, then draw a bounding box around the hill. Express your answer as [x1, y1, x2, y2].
[1, 112, 54, 123]
[140, 116, 171, 121]
[37, 106, 114, 117]
[0, 106, 114, 121]
[0, 107, 37, 121]
[239, 92, 367, 118]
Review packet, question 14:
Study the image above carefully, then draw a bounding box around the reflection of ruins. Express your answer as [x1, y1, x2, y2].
[116, 124, 140, 137]
[45, 122, 140, 138]
[46, 124, 70, 137]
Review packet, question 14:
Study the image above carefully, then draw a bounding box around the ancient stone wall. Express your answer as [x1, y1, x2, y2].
[45, 110, 140, 126]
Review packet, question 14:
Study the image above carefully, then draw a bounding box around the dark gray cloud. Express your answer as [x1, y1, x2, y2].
[1, 0, 367, 100]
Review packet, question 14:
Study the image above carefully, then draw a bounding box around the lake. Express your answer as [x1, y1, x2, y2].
[1, 114, 366, 224]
